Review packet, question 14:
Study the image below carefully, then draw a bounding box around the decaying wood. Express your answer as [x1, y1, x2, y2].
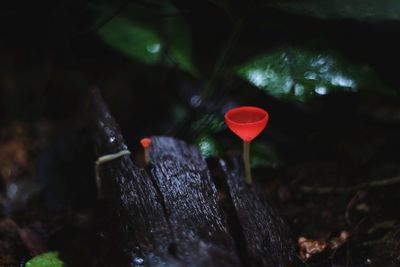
[91, 89, 177, 266]
[149, 137, 240, 266]
[215, 157, 303, 267]
[91, 88, 303, 267]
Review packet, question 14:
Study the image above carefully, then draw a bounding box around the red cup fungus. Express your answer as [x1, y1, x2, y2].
[140, 138, 152, 164]
[225, 106, 269, 184]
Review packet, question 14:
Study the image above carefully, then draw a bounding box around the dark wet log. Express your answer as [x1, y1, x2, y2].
[91, 88, 240, 266]
[91, 88, 302, 267]
[215, 156, 304, 267]
[149, 137, 240, 266]
[91, 88, 178, 266]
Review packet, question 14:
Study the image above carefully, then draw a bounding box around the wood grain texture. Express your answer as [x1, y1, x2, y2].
[91, 88, 178, 266]
[216, 156, 304, 267]
[149, 137, 240, 266]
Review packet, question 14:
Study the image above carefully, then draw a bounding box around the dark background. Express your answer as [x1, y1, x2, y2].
[1, 0, 400, 266]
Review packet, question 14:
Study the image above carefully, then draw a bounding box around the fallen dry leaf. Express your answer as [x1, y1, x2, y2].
[298, 231, 350, 260]
[298, 237, 327, 260]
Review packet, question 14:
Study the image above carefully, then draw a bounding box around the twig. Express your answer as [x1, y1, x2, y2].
[299, 176, 400, 194]
[345, 191, 366, 227]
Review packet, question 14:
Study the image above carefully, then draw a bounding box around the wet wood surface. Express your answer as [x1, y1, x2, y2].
[91, 88, 304, 267]
[149, 137, 240, 266]
[91, 89, 177, 266]
[216, 157, 302, 266]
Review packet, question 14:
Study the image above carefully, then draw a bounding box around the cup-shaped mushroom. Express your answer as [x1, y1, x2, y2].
[224, 106, 269, 142]
[225, 106, 269, 184]
[140, 138, 152, 148]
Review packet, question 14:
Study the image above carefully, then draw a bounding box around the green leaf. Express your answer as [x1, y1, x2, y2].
[96, 3, 196, 74]
[271, 0, 400, 21]
[26, 252, 64, 267]
[98, 16, 162, 65]
[236, 47, 388, 101]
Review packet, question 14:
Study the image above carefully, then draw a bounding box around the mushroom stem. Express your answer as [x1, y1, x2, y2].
[243, 141, 252, 184]
[144, 147, 150, 165]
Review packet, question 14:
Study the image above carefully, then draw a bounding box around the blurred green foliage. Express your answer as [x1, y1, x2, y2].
[191, 114, 226, 135]
[195, 135, 220, 157]
[97, 2, 196, 75]
[236, 47, 388, 101]
[26, 252, 64, 267]
[98, 16, 162, 65]
[94, 0, 397, 104]
[250, 142, 280, 168]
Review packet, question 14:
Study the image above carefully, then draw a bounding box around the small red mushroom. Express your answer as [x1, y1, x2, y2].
[140, 138, 152, 165]
[225, 106, 269, 184]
